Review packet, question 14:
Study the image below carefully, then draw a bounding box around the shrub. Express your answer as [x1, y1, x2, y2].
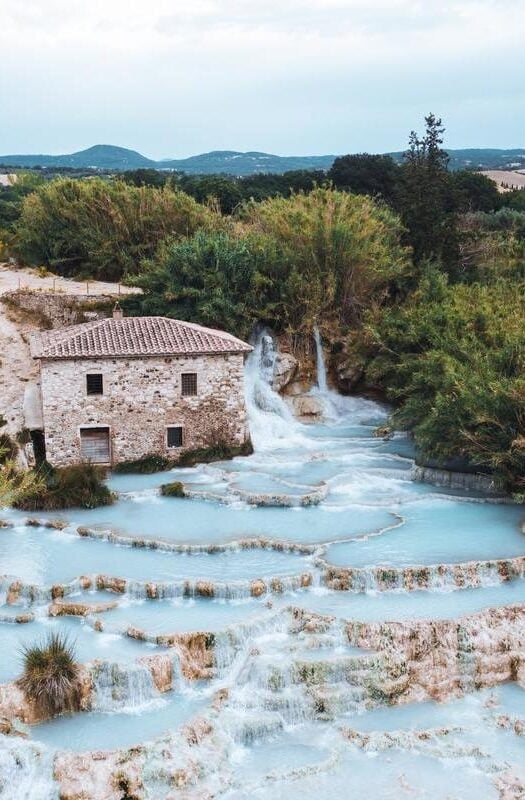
[112, 454, 171, 474]
[14, 462, 114, 510]
[18, 633, 80, 716]
[360, 271, 525, 495]
[160, 481, 185, 497]
[15, 178, 217, 280]
[177, 441, 254, 467]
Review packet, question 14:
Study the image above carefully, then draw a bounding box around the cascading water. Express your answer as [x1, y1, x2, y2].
[90, 661, 164, 712]
[0, 739, 57, 800]
[3, 327, 525, 797]
[312, 323, 385, 423]
[244, 331, 307, 450]
[313, 324, 328, 395]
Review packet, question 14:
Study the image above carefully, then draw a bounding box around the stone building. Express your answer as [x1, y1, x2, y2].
[29, 309, 252, 467]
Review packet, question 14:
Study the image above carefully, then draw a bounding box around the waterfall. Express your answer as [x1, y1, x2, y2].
[244, 331, 307, 451]
[311, 324, 384, 424]
[0, 739, 58, 800]
[313, 324, 328, 394]
[90, 661, 163, 712]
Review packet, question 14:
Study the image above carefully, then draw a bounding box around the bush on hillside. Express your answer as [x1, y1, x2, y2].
[359, 270, 525, 495]
[15, 178, 217, 280]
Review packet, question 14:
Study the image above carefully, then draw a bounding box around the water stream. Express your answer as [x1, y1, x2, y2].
[1, 328, 525, 798]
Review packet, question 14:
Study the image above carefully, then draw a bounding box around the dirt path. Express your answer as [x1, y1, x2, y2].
[0, 264, 140, 297]
[0, 265, 139, 437]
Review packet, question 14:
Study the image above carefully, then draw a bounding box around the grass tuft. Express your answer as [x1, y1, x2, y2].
[18, 633, 80, 717]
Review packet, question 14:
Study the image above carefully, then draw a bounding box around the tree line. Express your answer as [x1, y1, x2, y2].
[1, 114, 524, 494]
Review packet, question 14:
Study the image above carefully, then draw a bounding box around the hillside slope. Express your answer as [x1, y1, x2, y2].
[1, 144, 524, 175]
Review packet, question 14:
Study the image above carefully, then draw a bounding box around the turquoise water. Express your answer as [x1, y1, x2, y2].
[0, 614, 161, 683]
[0, 525, 309, 585]
[325, 500, 525, 567]
[1, 339, 525, 795]
[30, 692, 203, 751]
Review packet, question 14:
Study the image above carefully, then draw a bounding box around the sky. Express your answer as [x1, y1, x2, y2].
[1, 0, 524, 158]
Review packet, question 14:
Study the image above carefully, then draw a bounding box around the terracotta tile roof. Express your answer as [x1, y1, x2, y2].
[31, 317, 252, 360]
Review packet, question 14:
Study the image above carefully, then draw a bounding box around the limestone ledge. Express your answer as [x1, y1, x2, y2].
[185, 483, 327, 507]
[3, 603, 525, 798]
[345, 603, 525, 702]
[75, 524, 317, 555]
[411, 464, 506, 497]
[1, 571, 313, 607]
[321, 555, 525, 593]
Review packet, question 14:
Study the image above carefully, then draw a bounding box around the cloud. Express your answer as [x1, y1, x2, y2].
[1, 0, 523, 156]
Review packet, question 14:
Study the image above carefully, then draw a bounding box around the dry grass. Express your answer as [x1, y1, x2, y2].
[18, 633, 80, 717]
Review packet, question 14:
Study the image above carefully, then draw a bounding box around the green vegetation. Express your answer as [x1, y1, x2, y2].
[2, 113, 524, 495]
[128, 188, 409, 336]
[160, 481, 186, 497]
[176, 441, 254, 467]
[18, 634, 80, 717]
[0, 418, 45, 506]
[15, 178, 216, 280]
[359, 271, 525, 495]
[14, 463, 114, 510]
[112, 454, 172, 474]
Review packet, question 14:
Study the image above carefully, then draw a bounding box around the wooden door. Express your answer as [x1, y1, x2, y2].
[80, 427, 111, 463]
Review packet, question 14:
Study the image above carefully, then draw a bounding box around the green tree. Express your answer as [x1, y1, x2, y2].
[328, 154, 399, 201]
[397, 114, 459, 273]
[125, 230, 276, 338]
[177, 175, 244, 214]
[452, 170, 501, 213]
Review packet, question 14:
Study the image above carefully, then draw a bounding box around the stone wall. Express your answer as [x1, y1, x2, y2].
[39, 353, 250, 467]
[411, 464, 503, 496]
[3, 290, 114, 329]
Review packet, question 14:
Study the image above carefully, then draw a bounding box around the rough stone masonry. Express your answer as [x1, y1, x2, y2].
[30, 312, 252, 467]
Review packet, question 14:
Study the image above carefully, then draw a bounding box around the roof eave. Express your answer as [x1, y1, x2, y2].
[34, 347, 253, 361]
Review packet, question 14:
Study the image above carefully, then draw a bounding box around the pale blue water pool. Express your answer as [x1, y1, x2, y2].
[2, 336, 525, 794]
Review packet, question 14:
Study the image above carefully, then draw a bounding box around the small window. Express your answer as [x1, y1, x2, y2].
[181, 373, 197, 397]
[86, 374, 103, 395]
[167, 426, 183, 448]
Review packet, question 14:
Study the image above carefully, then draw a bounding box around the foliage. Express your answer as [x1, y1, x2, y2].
[128, 189, 409, 336]
[458, 209, 525, 282]
[452, 170, 501, 213]
[18, 633, 80, 716]
[360, 270, 525, 494]
[241, 187, 410, 329]
[504, 189, 525, 213]
[0, 418, 45, 506]
[160, 481, 186, 497]
[0, 171, 45, 252]
[176, 174, 244, 214]
[14, 178, 216, 280]
[112, 454, 171, 473]
[176, 441, 254, 467]
[328, 153, 399, 201]
[395, 114, 459, 273]
[14, 462, 114, 510]
[125, 229, 274, 337]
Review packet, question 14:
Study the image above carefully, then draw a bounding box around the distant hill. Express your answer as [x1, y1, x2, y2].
[1, 144, 524, 175]
[0, 145, 156, 170]
[159, 150, 336, 175]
